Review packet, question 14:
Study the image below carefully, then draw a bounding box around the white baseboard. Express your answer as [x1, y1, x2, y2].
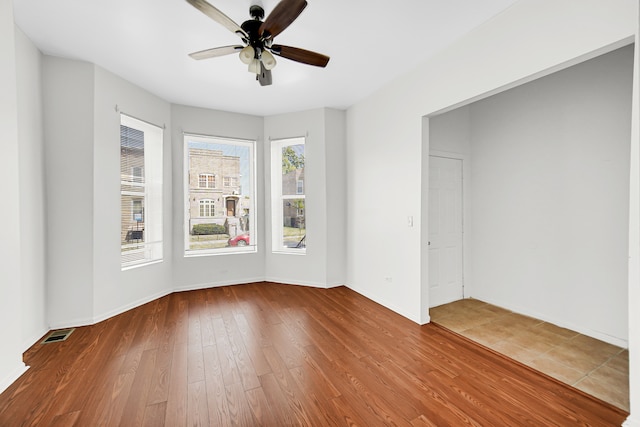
[22, 327, 49, 353]
[91, 288, 174, 325]
[345, 284, 422, 324]
[0, 363, 28, 395]
[264, 276, 335, 289]
[173, 277, 265, 292]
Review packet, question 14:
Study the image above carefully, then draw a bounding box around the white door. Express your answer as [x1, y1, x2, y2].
[428, 156, 463, 307]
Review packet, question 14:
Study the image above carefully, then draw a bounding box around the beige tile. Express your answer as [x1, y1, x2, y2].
[479, 304, 511, 316]
[507, 328, 560, 354]
[488, 313, 543, 335]
[588, 364, 628, 389]
[527, 356, 586, 385]
[462, 322, 517, 343]
[574, 375, 629, 412]
[487, 340, 542, 364]
[460, 327, 505, 347]
[533, 322, 579, 340]
[570, 335, 622, 360]
[545, 336, 621, 373]
[606, 350, 629, 376]
[427, 299, 629, 411]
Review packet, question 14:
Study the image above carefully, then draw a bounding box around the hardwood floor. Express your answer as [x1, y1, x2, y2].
[0, 283, 628, 426]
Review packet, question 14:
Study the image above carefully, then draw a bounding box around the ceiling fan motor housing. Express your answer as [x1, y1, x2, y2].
[241, 10, 267, 59]
[249, 5, 264, 20]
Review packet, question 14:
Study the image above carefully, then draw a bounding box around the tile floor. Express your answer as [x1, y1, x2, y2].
[430, 298, 629, 412]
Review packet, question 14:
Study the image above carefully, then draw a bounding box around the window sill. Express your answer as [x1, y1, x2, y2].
[184, 246, 257, 257]
[121, 259, 163, 271]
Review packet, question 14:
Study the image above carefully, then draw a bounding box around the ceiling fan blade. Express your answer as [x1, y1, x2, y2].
[270, 44, 329, 67]
[185, 0, 248, 38]
[259, 0, 307, 39]
[189, 45, 244, 60]
[258, 62, 273, 86]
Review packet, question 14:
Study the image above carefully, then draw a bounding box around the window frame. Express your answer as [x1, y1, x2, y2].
[183, 133, 257, 256]
[199, 199, 215, 217]
[271, 137, 306, 254]
[199, 173, 216, 189]
[120, 114, 163, 269]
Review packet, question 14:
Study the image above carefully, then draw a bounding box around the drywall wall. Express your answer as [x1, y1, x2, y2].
[626, 10, 640, 426]
[324, 108, 347, 287]
[346, 0, 636, 324]
[42, 56, 95, 328]
[431, 46, 632, 345]
[42, 58, 175, 326]
[92, 65, 173, 321]
[15, 27, 47, 350]
[171, 104, 266, 290]
[264, 108, 346, 288]
[0, 0, 28, 393]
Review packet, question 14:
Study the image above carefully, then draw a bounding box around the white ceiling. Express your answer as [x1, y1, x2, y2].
[12, 0, 520, 116]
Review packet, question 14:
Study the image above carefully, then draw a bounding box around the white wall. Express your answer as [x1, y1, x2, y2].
[92, 66, 173, 321]
[264, 108, 346, 288]
[625, 5, 640, 425]
[346, 0, 637, 422]
[347, 0, 636, 324]
[171, 104, 266, 290]
[431, 46, 632, 345]
[0, 0, 28, 392]
[42, 58, 175, 326]
[15, 27, 48, 349]
[42, 56, 95, 327]
[324, 109, 347, 286]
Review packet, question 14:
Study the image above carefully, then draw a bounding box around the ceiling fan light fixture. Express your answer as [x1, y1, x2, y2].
[261, 49, 277, 70]
[239, 45, 255, 64]
[248, 58, 261, 74]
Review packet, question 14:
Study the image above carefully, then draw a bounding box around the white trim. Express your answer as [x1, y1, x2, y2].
[22, 327, 49, 353]
[173, 277, 265, 292]
[0, 363, 29, 395]
[271, 137, 306, 254]
[121, 258, 163, 271]
[91, 288, 173, 325]
[345, 283, 426, 325]
[183, 133, 257, 255]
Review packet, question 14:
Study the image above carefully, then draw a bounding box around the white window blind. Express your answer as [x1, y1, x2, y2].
[120, 114, 163, 268]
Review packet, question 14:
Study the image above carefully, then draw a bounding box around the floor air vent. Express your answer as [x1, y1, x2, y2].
[41, 328, 75, 344]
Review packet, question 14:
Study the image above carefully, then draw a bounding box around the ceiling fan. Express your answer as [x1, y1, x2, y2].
[186, 0, 330, 86]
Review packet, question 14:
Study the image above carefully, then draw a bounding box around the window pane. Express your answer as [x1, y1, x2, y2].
[185, 135, 255, 255]
[120, 115, 163, 268]
[282, 198, 305, 249]
[282, 144, 304, 196]
[271, 137, 306, 253]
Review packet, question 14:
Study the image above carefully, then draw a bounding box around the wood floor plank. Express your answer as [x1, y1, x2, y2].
[48, 410, 81, 427]
[120, 348, 158, 426]
[232, 312, 272, 375]
[164, 336, 188, 427]
[0, 283, 628, 427]
[187, 380, 209, 427]
[245, 386, 279, 426]
[141, 402, 166, 427]
[202, 344, 231, 427]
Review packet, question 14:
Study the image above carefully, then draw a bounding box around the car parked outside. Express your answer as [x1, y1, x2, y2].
[228, 234, 250, 246]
